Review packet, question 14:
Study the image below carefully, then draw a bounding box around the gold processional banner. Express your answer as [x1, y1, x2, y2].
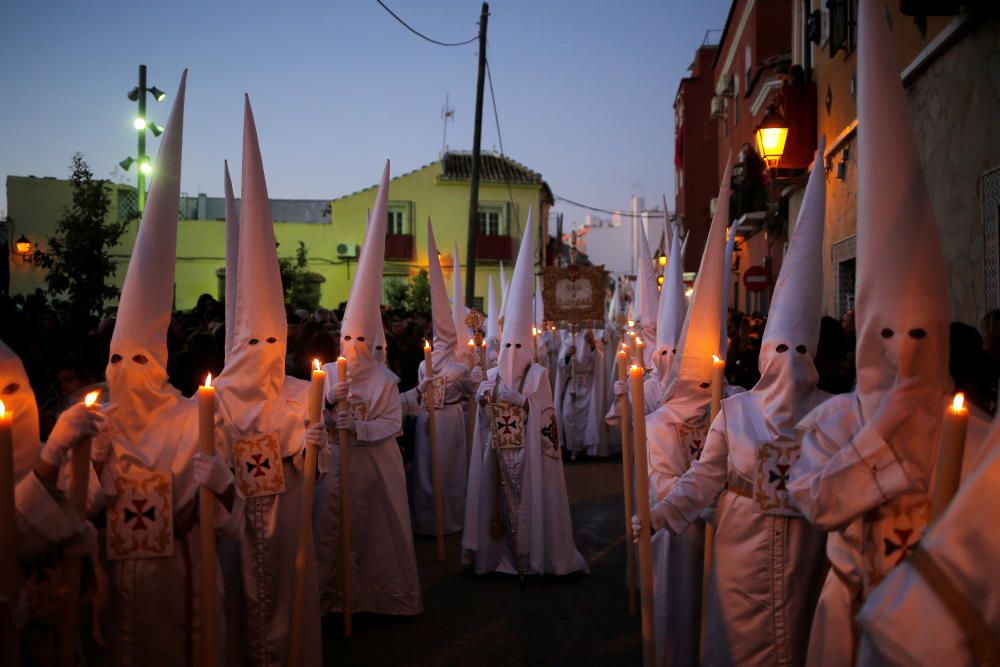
[541, 265, 608, 326]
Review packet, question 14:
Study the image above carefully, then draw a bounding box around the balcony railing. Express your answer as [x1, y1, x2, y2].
[385, 233, 414, 261]
[475, 234, 514, 261]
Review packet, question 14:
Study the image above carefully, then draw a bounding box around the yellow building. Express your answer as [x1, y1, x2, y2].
[5, 150, 553, 312]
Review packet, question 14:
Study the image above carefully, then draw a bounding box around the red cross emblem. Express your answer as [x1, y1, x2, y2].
[688, 437, 703, 459]
[769, 463, 791, 491]
[497, 415, 520, 435]
[246, 454, 271, 478]
[883, 528, 918, 564]
[123, 498, 156, 530]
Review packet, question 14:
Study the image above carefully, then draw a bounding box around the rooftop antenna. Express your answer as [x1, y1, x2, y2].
[441, 93, 455, 157]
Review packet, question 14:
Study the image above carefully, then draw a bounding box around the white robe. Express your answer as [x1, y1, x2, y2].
[788, 393, 990, 667]
[462, 364, 588, 576]
[215, 379, 322, 667]
[554, 335, 608, 456]
[315, 364, 422, 616]
[656, 391, 828, 666]
[857, 425, 1000, 666]
[100, 400, 241, 667]
[401, 358, 477, 535]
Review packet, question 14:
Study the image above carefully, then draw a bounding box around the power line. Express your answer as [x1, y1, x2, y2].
[484, 57, 521, 238]
[374, 0, 478, 47]
[554, 195, 670, 219]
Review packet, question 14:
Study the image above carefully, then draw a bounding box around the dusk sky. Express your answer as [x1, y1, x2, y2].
[1, 0, 730, 230]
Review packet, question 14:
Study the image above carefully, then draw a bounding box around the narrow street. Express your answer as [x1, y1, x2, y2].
[322, 458, 641, 666]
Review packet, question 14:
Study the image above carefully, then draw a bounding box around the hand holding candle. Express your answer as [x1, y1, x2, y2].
[195, 376, 218, 666]
[629, 365, 655, 666]
[423, 340, 446, 560]
[616, 348, 637, 615]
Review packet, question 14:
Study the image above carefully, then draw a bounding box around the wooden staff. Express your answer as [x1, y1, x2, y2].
[617, 347, 637, 616]
[424, 342, 446, 561]
[930, 393, 969, 523]
[466, 339, 478, 468]
[0, 401, 18, 666]
[288, 359, 325, 664]
[196, 376, 218, 666]
[57, 390, 100, 667]
[629, 365, 655, 667]
[700, 355, 725, 660]
[336, 357, 353, 637]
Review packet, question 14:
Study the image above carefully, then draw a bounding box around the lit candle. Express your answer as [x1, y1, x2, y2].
[616, 347, 637, 615]
[422, 341, 445, 560]
[930, 393, 969, 523]
[635, 338, 645, 366]
[195, 377, 218, 665]
[710, 355, 725, 420]
[0, 400, 16, 635]
[424, 339, 433, 379]
[309, 359, 326, 425]
[335, 355, 353, 636]
[629, 365, 655, 665]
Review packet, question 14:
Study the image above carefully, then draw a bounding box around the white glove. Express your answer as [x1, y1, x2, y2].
[64, 521, 99, 558]
[631, 502, 670, 541]
[469, 366, 484, 384]
[42, 403, 104, 467]
[335, 412, 356, 434]
[613, 380, 628, 398]
[478, 379, 497, 404]
[305, 421, 329, 453]
[872, 376, 922, 442]
[331, 382, 349, 403]
[193, 452, 234, 495]
[497, 385, 526, 408]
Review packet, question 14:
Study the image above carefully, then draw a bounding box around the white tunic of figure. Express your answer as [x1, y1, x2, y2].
[316, 361, 422, 615]
[402, 357, 478, 535]
[856, 420, 1000, 666]
[789, 393, 990, 666]
[655, 391, 829, 666]
[555, 331, 607, 456]
[463, 364, 588, 575]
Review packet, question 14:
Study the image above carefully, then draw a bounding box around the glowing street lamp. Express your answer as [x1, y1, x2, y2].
[13, 235, 32, 259]
[121, 64, 166, 214]
[754, 104, 788, 170]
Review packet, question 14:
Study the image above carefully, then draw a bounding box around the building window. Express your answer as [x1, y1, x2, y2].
[827, 0, 857, 58]
[387, 201, 414, 235]
[733, 74, 740, 125]
[831, 235, 857, 317]
[982, 166, 1000, 311]
[478, 203, 507, 236]
[745, 44, 753, 92]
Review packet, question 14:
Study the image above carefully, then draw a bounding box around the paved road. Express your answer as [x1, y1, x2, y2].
[322, 458, 642, 666]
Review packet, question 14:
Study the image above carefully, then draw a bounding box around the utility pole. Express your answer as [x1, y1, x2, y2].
[137, 64, 147, 213]
[464, 2, 489, 308]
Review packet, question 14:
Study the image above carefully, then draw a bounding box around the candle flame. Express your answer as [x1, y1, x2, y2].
[630, 364, 640, 372]
[0, 400, 5, 417]
[337, 356, 347, 363]
[423, 339, 431, 350]
[84, 390, 101, 406]
[313, 358, 322, 372]
[468, 338, 476, 346]
[627, 320, 635, 328]
[953, 393, 965, 411]
[712, 354, 723, 364]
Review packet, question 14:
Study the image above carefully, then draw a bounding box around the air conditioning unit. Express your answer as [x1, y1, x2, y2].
[715, 75, 734, 97]
[336, 243, 359, 258]
[710, 96, 726, 119]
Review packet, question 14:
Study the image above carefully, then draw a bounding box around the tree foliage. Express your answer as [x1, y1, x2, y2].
[384, 279, 409, 310]
[405, 269, 431, 315]
[34, 153, 132, 324]
[279, 240, 325, 311]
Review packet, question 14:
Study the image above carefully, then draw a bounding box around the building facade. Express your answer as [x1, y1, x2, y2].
[5, 151, 553, 312]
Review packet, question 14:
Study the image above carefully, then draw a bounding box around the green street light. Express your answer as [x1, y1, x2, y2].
[119, 157, 135, 171]
[139, 160, 153, 175]
[149, 86, 167, 102]
[126, 64, 166, 213]
[148, 122, 164, 137]
[133, 117, 147, 130]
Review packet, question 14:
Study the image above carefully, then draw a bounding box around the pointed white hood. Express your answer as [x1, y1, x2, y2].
[854, 0, 950, 480]
[662, 156, 732, 418]
[498, 260, 510, 328]
[653, 225, 686, 381]
[486, 273, 499, 340]
[215, 96, 288, 434]
[534, 275, 545, 328]
[223, 160, 239, 362]
[106, 70, 187, 451]
[608, 282, 621, 323]
[720, 220, 738, 354]
[452, 242, 471, 345]
[752, 137, 827, 436]
[0, 341, 41, 483]
[427, 219, 458, 366]
[636, 220, 659, 364]
[498, 208, 536, 386]
[340, 161, 391, 383]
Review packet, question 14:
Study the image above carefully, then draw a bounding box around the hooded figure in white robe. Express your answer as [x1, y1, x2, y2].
[401, 220, 479, 535]
[640, 142, 831, 666]
[2, 340, 103, 662]
[463, 209, 588, 577]
[316, 162, 422, 616]
[97, 71, 243, 667]
[555, 328, 607, 458]
[857, 416, 1000, 666]
[213, 97, 327, 667]
[643, 157, 733, 667]
[787, 3, 990, 664]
